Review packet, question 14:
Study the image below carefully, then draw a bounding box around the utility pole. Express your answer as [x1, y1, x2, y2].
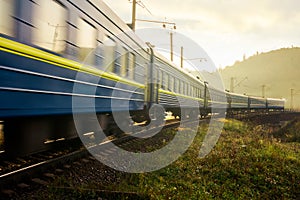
[134, 18, 176, 63]
[262, 84, 266, 98]
[291, 88, 294, 110]
[131, 0, 137, 31]
[180, 46, 183, 68]
[170, 32, 173, 62]
[230, 77, 235, 93]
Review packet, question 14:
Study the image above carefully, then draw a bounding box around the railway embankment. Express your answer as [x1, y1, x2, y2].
[5, 117, 300, 199]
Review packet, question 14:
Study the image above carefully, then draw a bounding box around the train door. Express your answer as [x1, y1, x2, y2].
[145, 46, 159, 107]
[152, 65, 159, 104]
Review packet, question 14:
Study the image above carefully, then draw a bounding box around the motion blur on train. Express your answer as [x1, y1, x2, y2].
[0, 0, 284, 156]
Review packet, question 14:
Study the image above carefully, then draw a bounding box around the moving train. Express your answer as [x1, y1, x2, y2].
[0, 0, 284, 156]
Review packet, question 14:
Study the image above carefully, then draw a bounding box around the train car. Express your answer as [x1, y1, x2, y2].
[0, 0, 209, 155]
[207, 87, 227, 114]
[0, 0, 284, 156]
[0, 0, 151, 155]
[249, 96, 267, 110]
[154, 52, 208, 119]
[227, 92, 249, 109]
[267, 98, 285, 111]
[0, 0, 150, 117]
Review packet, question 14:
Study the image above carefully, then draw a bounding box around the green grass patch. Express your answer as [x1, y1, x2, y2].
[36, 119, 300, 200]
[105, 119, 300, 199]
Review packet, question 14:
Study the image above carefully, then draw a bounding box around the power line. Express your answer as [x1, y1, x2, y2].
[137, 1, 153, 15]
[230, 77, 247, 93]
[128, 0, 153, 16]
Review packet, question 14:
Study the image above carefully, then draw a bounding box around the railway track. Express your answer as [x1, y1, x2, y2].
[0, 138, 84, 188]
[0, 118, 189, 194]
[1, 111, 295, 197]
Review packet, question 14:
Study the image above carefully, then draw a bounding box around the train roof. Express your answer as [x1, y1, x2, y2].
[267, 97, 286, 101]
[226, 91, 248, 98]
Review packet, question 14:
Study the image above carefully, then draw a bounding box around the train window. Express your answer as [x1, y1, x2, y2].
[76, 18, 97, 64]
[95, 41, 104, 68]
[153, 66, 158, 86]
[134, 56, 146, 83]
[178, 80, 183, 94]
[94, 31, 106, 68]
[193, 88, 195, 98]
[163, 73, 169, 90]
[0, 0, 15, 36]
[185, 83, 188, 95]
[114, 46, 128, 76]
[161, 71, 167, 90]
[180, 81, 184, 94]
[32, 0, 67, 54]
[163, 72, 169, 90]
[102, 36, 116, 72]
[128, 52, 136, 80]
[191, 86, 194, 97]
[121, 47, 129, 77]
[174, 79, 179, 93]
[98, 29, 105, 43]
[169, 75, 174, 91]
[158, 70, 163, 89]
[114, 45, 122, 75]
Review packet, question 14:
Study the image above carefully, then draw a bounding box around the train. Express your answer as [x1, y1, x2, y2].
[0, 0, 284, 156]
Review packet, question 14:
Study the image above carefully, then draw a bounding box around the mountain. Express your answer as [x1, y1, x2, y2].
[218, 47, 300, 109]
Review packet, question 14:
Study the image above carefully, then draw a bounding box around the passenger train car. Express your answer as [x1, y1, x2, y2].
[0, 0, 284, 156]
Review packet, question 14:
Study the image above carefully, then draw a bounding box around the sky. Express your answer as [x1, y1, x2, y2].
[102, 0, 300, 68]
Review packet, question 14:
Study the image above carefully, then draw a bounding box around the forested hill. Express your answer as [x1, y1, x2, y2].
[218, 47, 300, 109]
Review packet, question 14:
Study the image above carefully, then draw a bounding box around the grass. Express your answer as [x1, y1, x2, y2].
[273, 119, 300, 143]
[105, 119, 300, 199]
[28, 118, 300, 199]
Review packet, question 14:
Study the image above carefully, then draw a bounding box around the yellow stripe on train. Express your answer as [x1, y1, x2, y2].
[0, 37, 144, 89]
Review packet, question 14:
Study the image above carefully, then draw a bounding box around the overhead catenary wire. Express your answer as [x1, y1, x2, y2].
[128, 0, 153, 16]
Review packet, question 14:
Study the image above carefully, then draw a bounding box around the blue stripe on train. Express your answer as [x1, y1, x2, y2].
[0, 89, 144, 118]
[0, 50, 145, 118]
